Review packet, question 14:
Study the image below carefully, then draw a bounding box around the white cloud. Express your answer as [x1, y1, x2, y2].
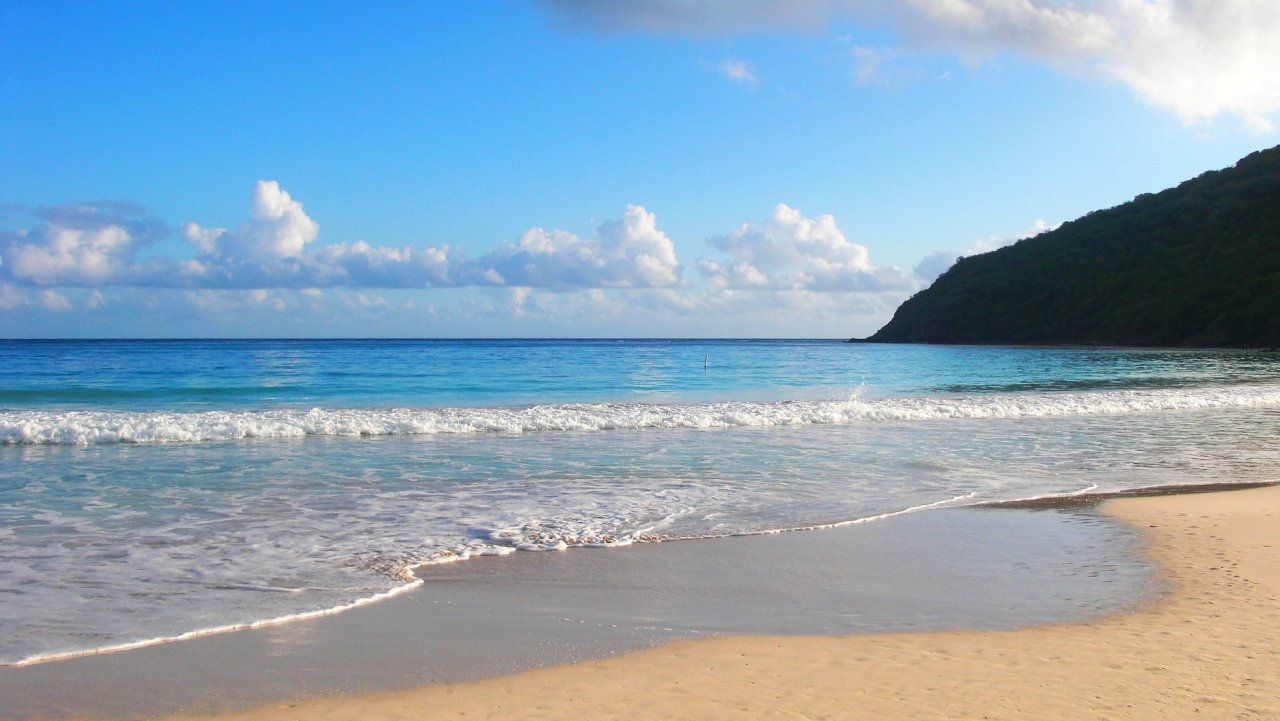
[307, 240, 456, 288]
[697, 260, 771, 290]
[181, 223, 225, 256]
[1, 186, 687, 293]
[2, 185, 918, 339]
[0, 203, 165, 287]
[186, 180, 319, 261]
[542, 0, 1280, 131]
[476, 204, 682, 289]
[894, 0, 1280, 132]
[701, 203, 911, 292]
[719, 59, 759, 86]
[1100, 0, 1280, 132]
[2, 220, 134, 286]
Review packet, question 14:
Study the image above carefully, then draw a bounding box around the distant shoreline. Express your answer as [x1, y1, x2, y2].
[848, 337, 1280, 351]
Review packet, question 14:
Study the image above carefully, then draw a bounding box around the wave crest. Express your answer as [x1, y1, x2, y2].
[4, 384, 1279, 446]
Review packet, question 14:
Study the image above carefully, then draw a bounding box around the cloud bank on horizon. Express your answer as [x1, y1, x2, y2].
[0, 181, 922, 335]
[8, 182, 900, 293]
[544, 0, 1280, 132]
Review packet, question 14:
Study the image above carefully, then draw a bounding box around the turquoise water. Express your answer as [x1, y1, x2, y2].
[2, 339, 1279, 665]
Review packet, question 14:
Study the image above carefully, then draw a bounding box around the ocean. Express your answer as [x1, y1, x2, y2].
[2, 339, 1279, 668]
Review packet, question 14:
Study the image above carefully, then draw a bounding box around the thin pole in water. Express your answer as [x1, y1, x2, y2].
[704, 354, 708, 370]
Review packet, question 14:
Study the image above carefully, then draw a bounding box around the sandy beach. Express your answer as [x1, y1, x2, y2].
[117, 483, 1277, 721]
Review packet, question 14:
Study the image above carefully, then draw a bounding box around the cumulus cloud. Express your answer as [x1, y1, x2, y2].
[1, 185, 910, 303]
[697, 259, 770, 290]
[1, 184, 683, 293]
[5, 225, 132, 285]
[541, 0, 1280, 131]
[306, 241, 455, 288]
[700, 203, 911, 292]
[478, 205, 682, 289]
[185, 181, 318, 261]
[2, 182, 919, 337]
[174, 180, 342, 288]
[0, 203, 166, 286]
[180, 223, 225, 256]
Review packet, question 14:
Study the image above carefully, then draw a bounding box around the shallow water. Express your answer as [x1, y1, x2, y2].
[1, 339, 1277, 665]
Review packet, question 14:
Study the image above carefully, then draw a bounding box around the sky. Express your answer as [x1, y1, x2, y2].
[2, 1, 1277, 338]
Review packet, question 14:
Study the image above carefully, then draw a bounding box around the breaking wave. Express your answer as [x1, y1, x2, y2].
[4, 383, 1280, 446]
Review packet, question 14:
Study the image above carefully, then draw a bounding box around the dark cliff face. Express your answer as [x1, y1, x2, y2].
[863, 145, 1280, 348]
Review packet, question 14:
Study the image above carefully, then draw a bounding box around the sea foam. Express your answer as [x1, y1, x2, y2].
[4, 383, 1280, 445]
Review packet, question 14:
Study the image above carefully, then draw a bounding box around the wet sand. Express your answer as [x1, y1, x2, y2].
[3, 503, 1155, 719]
[149, 483, 1280, 721]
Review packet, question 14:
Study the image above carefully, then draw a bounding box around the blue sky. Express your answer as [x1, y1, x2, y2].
[2, 1, 1277, 338]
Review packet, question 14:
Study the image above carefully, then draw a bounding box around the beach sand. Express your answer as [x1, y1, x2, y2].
[132, 483, 1280, 721]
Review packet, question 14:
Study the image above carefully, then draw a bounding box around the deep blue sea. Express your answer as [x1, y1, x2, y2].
[2, 339, 1279, 666]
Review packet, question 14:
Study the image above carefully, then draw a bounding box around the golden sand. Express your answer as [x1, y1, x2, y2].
[154, 485, 1280, 721]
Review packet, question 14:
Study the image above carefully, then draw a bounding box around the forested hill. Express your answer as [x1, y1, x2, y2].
[861, 145, 1280, 348]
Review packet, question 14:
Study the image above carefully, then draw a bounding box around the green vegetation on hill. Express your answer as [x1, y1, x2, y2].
[863, 145, 1280, 347]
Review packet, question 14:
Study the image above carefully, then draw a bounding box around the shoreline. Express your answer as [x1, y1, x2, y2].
[1, 482, 1108, 672]
[0, 578, 427, 670]
[0, 488, 982, 671]
[3, 475, 1175, 673]
[3, 489, 1161, 719]
[149, 482, 1280, 721]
